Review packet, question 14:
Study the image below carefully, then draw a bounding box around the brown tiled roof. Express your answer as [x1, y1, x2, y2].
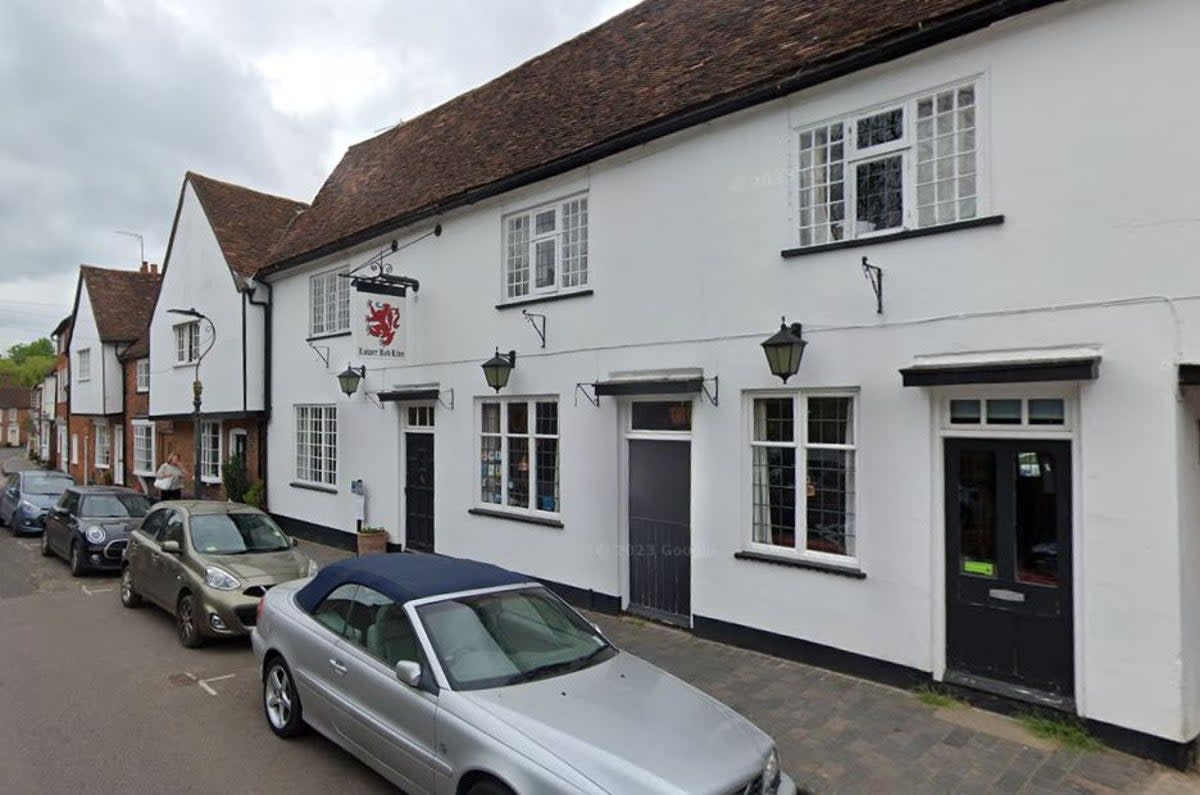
[80, 266, 162, 343]
[266, 0, 1053, 269]
[119, 332, 149, 362]
[0, 386, 31, 410]
[187, 172, 308, 279]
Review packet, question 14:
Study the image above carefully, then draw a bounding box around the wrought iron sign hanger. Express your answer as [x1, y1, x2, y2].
[340, 223, 442, 296]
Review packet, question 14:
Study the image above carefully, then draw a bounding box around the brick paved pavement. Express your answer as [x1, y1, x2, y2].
[294, 541, 1200, 793]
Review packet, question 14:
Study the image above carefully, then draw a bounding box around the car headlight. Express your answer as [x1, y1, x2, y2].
[18, 500, 38, 515]
[762, 747, 781, 795]
[306, 558, 319, 577]
[203, 566, 240, 591]
[85, 525, 107, 544]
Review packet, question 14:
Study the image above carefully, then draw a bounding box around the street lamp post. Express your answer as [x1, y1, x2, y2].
[167, 308, 215, 499]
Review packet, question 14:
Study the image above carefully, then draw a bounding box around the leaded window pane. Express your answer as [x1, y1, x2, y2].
[856, 108, 903, 149]
[806, 448, 855, 556]
[752, 445, 796, 547]
[807, 397, 853, 445]
[854, 155, 903, 233]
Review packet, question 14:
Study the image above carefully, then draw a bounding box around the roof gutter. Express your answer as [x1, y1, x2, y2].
[258, 0, 1061, 278]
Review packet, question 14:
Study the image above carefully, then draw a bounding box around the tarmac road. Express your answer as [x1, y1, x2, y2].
[0, 519, 394, 794]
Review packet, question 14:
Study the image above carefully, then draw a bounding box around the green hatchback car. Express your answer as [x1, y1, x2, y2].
[120, 501, 318, 647]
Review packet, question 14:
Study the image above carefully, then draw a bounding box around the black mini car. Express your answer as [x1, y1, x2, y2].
[41, 486, 150, 575]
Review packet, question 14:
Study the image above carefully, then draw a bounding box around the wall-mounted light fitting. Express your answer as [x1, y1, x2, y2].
[482, 349, 517, 392]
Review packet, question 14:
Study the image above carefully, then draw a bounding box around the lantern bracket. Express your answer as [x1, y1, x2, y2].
[522, 310, 547, 348]
[700, 376, 719, 407]
[862, 256, 883, 314]
[363, 391, 384, 410]
[574, 383, 599, 408]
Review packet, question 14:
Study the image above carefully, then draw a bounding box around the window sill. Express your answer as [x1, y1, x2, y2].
[734, 550, 866, 579]
[495, 289, 593, 311]
[780, 215, 1004, 258]
[290, 481, 338, 494]
[201, 477, 222, 485]
[136, 388, 149, 394]
[306, 331, 351, 342]
[468, 507, 564, 529]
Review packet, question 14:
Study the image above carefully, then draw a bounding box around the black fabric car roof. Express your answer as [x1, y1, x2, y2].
[295, 553, 533, 613]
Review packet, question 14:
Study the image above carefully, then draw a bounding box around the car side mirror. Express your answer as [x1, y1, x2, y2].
[161, 540, 182, 554]
[290, 537, 298, 548]
[395, 660, 421, 688]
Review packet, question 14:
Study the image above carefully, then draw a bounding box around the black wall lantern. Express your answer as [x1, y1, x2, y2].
[761, 318, 807, 383]
[482, 349, 517, 392]
[338, 364, 367, 397]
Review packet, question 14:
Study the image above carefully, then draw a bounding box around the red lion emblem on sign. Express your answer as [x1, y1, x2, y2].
[365, 300, 401, 347]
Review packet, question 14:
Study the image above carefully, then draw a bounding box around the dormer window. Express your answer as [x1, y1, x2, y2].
[503, 195, 588, 301]
[794, 79, 979, 247]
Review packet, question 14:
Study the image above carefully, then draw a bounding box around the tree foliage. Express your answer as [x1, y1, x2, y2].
[0, 338, 55, 388]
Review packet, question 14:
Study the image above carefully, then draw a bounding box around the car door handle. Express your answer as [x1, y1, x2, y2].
[329, 659, 347, 675]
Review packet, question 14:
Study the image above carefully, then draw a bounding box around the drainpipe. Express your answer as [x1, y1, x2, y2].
[246, 281, 272, 496]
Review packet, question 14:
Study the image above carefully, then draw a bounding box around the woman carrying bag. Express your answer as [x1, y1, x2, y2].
[154, 451, 187, 501]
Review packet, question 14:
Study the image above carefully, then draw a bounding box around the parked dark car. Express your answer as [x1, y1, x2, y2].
[41, 486, 151, 575]
[0, 470, 75, 535]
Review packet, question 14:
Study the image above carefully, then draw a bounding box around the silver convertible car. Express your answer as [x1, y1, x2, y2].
[252, 554, 795, 795]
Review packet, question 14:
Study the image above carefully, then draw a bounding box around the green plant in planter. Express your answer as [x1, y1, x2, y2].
[243, 480, 266, 508]
[222, 452, 250, 502]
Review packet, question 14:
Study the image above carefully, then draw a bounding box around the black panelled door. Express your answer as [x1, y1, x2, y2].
[945, 438, 1073, 697]
[404, 433, 434, 552]
[628, 439, 691, 626]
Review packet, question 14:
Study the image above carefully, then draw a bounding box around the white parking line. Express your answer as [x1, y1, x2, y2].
[197, 673, 236, 696]
[80, 584, 113, 596]
[17, 541, 37, 552]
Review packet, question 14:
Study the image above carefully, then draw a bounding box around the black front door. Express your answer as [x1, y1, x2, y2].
[945, 438, 1073, 699]
[628, 439, 691, 626]
[404, 433, 434, 553]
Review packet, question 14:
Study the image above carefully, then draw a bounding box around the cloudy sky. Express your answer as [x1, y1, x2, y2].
[0, 0, 636, 350]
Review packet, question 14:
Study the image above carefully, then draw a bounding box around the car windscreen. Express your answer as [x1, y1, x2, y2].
[81, 494, 150, 518]
[24, 474, 73, 495]
[189, 512, 291, 555]
[416, 587, 615, 691]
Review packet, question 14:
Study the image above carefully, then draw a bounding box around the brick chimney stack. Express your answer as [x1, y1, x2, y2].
[139, 261, 160, 275]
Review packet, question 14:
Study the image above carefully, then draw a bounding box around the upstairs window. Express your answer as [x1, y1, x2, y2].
[795, 80, 979, 247]
[135, 359, 150, 392]
[310, 270, 350, 336]
[503, 195, 588, 301]
[77, 349, 91, 382]
[175, 322, 200, 364]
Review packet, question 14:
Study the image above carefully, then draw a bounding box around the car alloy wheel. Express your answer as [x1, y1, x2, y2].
[120, 567, 141, 608]
[264, 659, 304, 738]
[69, 542, 85, 577]
[176, 593, 203, 648]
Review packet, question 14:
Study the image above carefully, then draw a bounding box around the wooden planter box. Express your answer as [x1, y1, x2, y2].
[356, 532, 389, 556]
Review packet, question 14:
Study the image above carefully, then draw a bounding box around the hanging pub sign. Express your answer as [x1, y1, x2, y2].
[348, 273, 420, 360]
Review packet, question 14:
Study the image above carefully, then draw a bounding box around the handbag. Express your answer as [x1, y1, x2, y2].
[154, 476, 173, 492]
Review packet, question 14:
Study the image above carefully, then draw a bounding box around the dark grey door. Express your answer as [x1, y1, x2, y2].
[404, 433, 434, 553]
[628, 439, 690, 626]
[945, 439, 1073, 699]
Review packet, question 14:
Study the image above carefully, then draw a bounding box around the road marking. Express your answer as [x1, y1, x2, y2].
[197, 673, 236, 696]
[17, 541, 37, 552]
[81, 584, 113, 596]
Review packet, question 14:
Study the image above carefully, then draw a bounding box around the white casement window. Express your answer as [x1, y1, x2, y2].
[94, 423, 111, 468]
[70, 434, 78, 464]
[795, 80, 979, 247]
[175, 322, 200, 364]
[132, 421, 155, 476]
[57, 372, 66, 402]
[77, 348, 91, 382]
[749, 393, 857, 559]
[135, 359, 150, 392]
[503, 195, 588, 300]
[295, 405, 337, 486]
[200, 420, 222, 483]
[479, 398, 559, 515]
[310, 270, 350, 336]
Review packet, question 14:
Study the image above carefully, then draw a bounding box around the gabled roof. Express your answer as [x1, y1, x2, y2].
[264, 0, 1057, 273]
[185, 172, 308, 281]
[118, 332, 149, 362]
[78, 266, 162, 344]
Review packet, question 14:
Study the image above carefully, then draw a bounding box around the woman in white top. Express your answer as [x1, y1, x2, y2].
[155, 452, 187, 501]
